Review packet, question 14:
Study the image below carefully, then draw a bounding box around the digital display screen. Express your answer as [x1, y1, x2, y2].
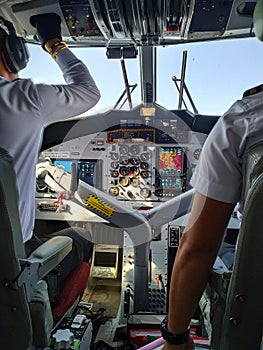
[94, 252, 117, 267]
[53, 159, 97, 186]
[155, 147, 185, 195]
[107, 128, 155, 143]
[158, 147, 183, 175]
[156, 176, 182, 189]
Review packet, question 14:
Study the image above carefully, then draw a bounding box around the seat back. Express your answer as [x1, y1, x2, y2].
[219, 143, 263, 350]
[52, 261, 90, 323]
[0, 147, 33, 348]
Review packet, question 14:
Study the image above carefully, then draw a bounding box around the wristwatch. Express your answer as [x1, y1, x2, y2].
[160, 316, 190, 346]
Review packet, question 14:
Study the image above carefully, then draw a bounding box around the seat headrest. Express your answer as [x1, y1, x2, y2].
[254, 0, 263, 41]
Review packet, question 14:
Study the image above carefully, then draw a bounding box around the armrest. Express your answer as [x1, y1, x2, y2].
[17, 236, 72, 301]
[27, 236, 72, 280]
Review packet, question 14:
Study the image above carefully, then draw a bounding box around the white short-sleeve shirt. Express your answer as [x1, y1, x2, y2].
[190, 90, 263, 206]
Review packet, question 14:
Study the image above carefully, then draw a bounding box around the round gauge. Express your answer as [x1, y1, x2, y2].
[119, 166, 129, 176]
[140, 170, 149, 179]
[140, 152, 150, 161]
[110, 170, 119, 178]
[129, 144, 140, 155]
[129, 166, 139, 176]
[119, 144, 129, 155]
[109, 186, 119, 196]
[111, 161, 119, 169]
[119, 177, 130, 187]
[120, 156, 129, 165]
[140, 187, 151, 198]
[111, 152, 119, 160]
[140, 161, 149, 170]
[129, 157, 140, 165]
[193, 148, 202, 160]
[130, 177, 139, 187]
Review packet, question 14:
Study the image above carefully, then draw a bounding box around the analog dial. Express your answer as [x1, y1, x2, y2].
[129, 144, 140, 155]
[140, 170, 149, 179]
[110, 170, 119, 178]
[130, 177, 139, 187]
[140, 152, 150, 161]
[119, 166, 129, 176]
[140, 161, 149, 170]
[140, 187, 151, 198]
[129, 166, 139, 176]
[130, 157, 140, 165]
[111, 161, 119, 169]
[120, 156, 129, 165]
[109, 186, 119, 196]
[111, 152, 119, 160]
[119, 177, 130, 187]
[119, 144, 129, 154]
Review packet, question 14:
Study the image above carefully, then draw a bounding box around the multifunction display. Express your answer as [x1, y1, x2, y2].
[155, 147, 186, 197]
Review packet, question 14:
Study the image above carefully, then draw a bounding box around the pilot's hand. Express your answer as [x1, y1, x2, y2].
[162, 338, 194, 350]
[30, 13, 62, 50]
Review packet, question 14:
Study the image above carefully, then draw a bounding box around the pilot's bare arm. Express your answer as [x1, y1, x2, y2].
[164, 191, 235, 349]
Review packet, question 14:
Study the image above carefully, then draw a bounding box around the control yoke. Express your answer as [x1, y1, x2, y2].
[36, 160, 194, 312]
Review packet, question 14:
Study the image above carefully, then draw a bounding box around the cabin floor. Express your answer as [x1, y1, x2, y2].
[77, 279, 129, 349]
[83, 285, 121, 319]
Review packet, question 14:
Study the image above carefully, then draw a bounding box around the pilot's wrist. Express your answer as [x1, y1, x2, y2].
[161, 316, 190, 346]
[44, 38, 61, 52]
[45, 39, 68, 60]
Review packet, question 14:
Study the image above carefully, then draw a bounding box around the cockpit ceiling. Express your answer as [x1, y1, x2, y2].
[0, 0, 256, 48]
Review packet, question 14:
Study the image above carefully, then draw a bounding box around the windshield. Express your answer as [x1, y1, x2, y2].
[20, 37, 263, 117]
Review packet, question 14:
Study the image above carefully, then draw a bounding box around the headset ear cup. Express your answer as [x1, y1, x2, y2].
[3, 33, 29, 73]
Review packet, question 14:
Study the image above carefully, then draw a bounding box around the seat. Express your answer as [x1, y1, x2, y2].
[200, 143, 263, 350]
[219, 143, 263, 350]
[0, 147, 90, 349]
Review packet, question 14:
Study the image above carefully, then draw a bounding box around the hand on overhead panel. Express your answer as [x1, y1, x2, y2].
[30, 13, 62, 50]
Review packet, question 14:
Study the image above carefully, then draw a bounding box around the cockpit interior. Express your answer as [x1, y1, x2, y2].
[0, 1, 262, 350]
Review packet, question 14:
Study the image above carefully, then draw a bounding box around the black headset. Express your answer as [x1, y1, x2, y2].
[0, 16, 29, 73]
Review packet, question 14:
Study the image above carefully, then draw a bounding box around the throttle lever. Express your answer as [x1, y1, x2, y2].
[70, 161, 79, 195]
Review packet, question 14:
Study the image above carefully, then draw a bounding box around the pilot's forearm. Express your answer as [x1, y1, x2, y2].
[168, 234, 220, 334]
[35, 41, 100, 124]
[167, 192, 235, 335]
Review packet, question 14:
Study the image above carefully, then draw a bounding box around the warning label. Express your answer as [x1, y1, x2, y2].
[85, 195, 114, 219]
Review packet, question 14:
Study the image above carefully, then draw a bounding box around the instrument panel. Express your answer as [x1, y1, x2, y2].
[39, 122, 206, 206]
[106, 142, 186, 201]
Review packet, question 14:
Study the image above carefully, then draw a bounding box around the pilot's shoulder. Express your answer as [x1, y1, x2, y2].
[243, 84, 263, 98]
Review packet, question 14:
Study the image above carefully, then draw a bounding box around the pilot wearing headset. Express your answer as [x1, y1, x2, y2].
[0, 13, 100, 301]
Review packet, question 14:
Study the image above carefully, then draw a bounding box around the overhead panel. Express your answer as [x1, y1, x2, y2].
[59, 0, 102, 38]
[188, 0, 234, 39]
[117, 0, 141, 41]
[224, 0, 256, 35]
[104, 0, 126, 39]
[5, 0, 256, 47]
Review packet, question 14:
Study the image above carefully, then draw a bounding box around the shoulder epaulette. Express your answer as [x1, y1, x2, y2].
[243, 84, 263, 97]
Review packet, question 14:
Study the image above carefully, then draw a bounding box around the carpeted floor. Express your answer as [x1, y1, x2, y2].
[83, 285, 121, 318]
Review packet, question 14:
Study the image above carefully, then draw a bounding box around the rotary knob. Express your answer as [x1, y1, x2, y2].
[51, 329, 74, 349]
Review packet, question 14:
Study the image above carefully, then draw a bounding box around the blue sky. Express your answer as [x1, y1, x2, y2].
[20, 36, 263, 116]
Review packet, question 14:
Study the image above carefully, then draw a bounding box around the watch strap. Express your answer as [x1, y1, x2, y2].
[160, 316, 190, 345]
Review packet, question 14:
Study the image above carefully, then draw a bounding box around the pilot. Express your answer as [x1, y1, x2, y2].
[161, 1, 263, 349]
[0, 13, 100, 301]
